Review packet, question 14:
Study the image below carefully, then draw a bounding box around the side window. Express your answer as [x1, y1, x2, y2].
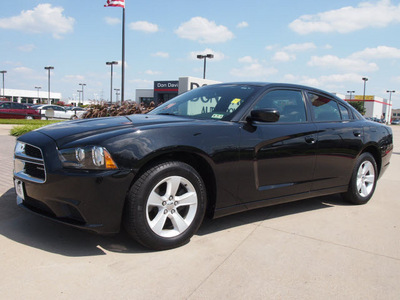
[309, 93, 341, 122]
[339, 104, 351, 120]
[0, 102, 11, 109]
[254, 90, 306, 123]
[12, 103, 24, 109]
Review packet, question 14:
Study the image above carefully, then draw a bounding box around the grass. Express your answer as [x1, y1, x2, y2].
[0, 119, 62, 125]
[0, 119, 63, 137]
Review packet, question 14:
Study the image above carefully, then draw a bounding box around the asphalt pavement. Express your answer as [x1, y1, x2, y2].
[0, 124, 399, 299]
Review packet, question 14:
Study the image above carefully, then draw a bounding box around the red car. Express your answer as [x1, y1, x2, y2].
[0, 101, 41, 119]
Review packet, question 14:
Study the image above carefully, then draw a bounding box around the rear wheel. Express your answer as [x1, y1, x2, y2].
[342, 152, 377, 205]
[124, 161, 207, 250]
[25, 116, 33, 120]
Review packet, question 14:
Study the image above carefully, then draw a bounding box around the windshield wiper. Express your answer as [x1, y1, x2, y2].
[157, 113, 176, 116]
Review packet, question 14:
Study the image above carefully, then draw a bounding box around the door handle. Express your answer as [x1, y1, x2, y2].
[353, 130, 362, 137]
[305, 136, 316, 144]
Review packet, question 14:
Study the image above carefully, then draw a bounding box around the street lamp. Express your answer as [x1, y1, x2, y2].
[106, 61, 118, 103]
[44, 66, 54, 104]
[362, 77, 368, 111]
[35, 86, 41, 103]
[79, 83, 86, 104]
[114, 88, 120, 103]
[347, 90, 355, 101]
[197, 54, 214, 79]
[0, 70, 7, 98]
[386, 90, 395, 124]
[77, 90, 82, 103]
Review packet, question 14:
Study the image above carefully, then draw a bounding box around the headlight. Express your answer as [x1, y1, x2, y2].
[59, 146, 118, 170]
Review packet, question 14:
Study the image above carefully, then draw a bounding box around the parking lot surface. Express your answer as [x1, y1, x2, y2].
[0, 124, 399, 299]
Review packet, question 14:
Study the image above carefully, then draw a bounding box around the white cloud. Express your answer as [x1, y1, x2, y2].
[145, 70, 161, 75]
[129, 21, 159, 33]
[14, 67, 35, 74]
[0, 4, 74, 39]
[308, 55, 379, 72]
[289, 0, 400, 34]
[265, 45, 276, 51]
[190, 49, 225, 61]
[283, 73, 362, 88]
[152, 52, 169, 58]
[231, 57, 278, 78]
[282, 42, 316, 52]
[17, 44, 36, 52]
[237, 21, 249, 28]
[63, 75, 85, 82]
[238, 56, 256, 64]
[175, 17, 234, 43]
[105, 17, 121, 25]
[272, 51, 296, 62]
[350, 46, 400, 59]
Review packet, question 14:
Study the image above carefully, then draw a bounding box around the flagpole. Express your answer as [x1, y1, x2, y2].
[121, 7, 125, 102]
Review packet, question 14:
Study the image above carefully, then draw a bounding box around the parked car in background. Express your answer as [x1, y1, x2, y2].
[391, 119, 400, 125]
[33, 104, 85, 120]
[0, 101, 40, 119]
[14, 83, 393, 250]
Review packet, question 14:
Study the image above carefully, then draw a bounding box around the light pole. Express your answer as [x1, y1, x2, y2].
[386, 90, 395, 124]
[106, 61, 118, 103]
[114, 88, 120, 103]
[347, 90, 355, 101]
[197, 54, 214, 79]
[362, 77, 368, 112]
[44, 66, 54, 104]
[79, 83, 86, 104]
[35, 86, 42, 103]
[77, 90, 82, 103]
[0, 70, 7, 98]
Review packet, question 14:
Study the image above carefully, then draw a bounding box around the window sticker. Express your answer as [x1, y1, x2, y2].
[231, 98, 241, 104]
[211, 114, 224, 119]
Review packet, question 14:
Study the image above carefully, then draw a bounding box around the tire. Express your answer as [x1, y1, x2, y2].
[342, 152, 377, 205]
[124, 161, 207, 250]
[25, 116, 33, 120]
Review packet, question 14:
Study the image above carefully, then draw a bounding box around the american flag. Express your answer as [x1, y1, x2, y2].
[104, 0, 125, 8]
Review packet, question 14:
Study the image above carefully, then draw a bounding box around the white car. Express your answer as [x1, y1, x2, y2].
[33, 105, 86, 120]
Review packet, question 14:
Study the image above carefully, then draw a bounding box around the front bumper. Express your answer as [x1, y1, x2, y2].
[14, 131, 134, 234]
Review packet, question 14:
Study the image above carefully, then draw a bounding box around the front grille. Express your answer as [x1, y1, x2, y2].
[14, 142, 46, 183]
[25, 144, 43, 159]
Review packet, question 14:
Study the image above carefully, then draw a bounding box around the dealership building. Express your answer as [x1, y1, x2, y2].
[344, 94, 393, 122]
[135, 76, 221, 105]
[0, 88, 62, 104]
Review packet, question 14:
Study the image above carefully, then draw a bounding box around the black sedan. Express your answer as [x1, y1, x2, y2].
[13, 83, 393, 250]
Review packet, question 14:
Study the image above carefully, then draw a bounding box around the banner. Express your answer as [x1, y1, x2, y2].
[104, 0, 125, 8]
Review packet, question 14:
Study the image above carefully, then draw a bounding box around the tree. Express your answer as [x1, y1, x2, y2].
[347, 101, 366, 115]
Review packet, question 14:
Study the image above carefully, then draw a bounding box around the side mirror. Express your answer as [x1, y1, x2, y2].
[247, 108, 280, 123]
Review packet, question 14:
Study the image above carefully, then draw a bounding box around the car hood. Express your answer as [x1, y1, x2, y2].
[35, 114, 194, 145]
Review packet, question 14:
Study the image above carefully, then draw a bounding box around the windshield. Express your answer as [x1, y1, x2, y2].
[148, 84, 259, 121]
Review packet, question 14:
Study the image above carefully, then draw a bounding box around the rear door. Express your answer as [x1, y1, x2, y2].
[306, 92, 364, 191]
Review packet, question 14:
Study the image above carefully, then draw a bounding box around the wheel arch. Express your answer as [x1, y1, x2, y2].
[361, 145, 381, 176]
[128, 150, 217, 219]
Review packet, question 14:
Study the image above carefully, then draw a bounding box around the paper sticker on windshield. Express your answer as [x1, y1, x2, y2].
[211, 114, 224, 119]
[231, 98, 241, 104]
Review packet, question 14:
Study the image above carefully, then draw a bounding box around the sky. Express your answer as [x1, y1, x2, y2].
[1, 0, 400, 107]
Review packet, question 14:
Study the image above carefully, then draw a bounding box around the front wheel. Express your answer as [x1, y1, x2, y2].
[124, 161, 207, 250]
[342, 152, 377, 205]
